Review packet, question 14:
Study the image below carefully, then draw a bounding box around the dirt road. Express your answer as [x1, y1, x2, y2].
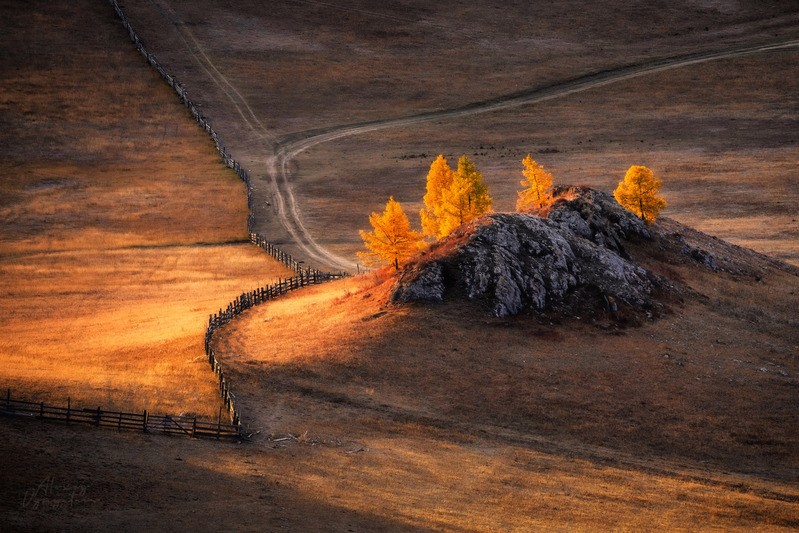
[267, 38, 799, 271]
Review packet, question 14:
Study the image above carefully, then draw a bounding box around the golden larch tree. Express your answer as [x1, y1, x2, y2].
[613, 165, 667, 224]
[420, 154, 455, 238]
[359, 197, 426, 270]
[516, 154, 554, 211]
[437, 155, 493, 237]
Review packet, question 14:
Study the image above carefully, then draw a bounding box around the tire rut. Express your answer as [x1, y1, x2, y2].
[271, 38, 799, 271]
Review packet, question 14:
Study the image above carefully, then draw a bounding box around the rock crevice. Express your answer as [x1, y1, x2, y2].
[391, 187, 663, 317]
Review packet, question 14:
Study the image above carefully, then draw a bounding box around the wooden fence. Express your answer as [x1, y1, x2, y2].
[102, 1, 352, 438]
[251, 232, 326, 275]
[206, 270, 346, 337]
[203, 271, 347, 429]
[1, 390, 240, 440]
[107, 0, 256, 232]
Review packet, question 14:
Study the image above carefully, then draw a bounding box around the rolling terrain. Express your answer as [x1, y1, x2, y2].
[1, 0, 797, 531]
[0, 1, 292, 416]
[120, 0, 799, 269]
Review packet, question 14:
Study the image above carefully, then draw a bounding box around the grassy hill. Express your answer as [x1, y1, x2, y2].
[202, 213, 799, 529]
[3, 228, 797, 529]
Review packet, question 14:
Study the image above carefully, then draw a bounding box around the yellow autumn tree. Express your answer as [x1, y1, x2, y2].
[613, 165, 667, 224]
[516, 154, 553, 211]
[359, 197, 426, 270]
[437, 155, 493, 237]
[420, 154, 455, 238]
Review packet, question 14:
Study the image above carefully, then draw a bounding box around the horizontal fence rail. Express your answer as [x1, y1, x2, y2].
[250, 233, 324, 275]
[207, 270, 347, 336]
[204, 270, 348, 431]
[1, 390, 240, 441]
[100, 1, 354, 439]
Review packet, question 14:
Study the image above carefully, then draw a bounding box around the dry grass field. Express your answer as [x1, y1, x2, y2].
[201, 224, 799, 530]
[1, 0, 798, 531]
[2, 250, 797, 530]
[118, 0, 798, 268]
[122, 0, 799, 135]
[0, 0, 292, 416]
[293, 50, 799, 266]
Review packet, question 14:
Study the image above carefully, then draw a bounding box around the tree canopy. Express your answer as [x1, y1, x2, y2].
[613, 165, 667, 224]
[421, 154, 492, 239]
[359, 197, 426, 270]
[360, 155, 669, 271]
[516, 155, 553, 212]
[420, 154, 455, 238]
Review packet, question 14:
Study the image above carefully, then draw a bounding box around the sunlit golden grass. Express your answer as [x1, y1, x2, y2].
[0, 245, 291, 417]
[0, 159, 249, 253]
[0, 0, 294, 417]
[209, 249, 799, 529]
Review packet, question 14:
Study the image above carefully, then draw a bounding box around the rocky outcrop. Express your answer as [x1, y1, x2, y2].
[391, 187, 665, 317]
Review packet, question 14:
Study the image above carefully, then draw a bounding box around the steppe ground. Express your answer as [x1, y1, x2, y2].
[1, 0, 798, 531]
[0, 0, 292, 417]
[121, 0, 799, 267]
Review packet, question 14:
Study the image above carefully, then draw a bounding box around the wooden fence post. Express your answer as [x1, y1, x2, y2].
[66, 397, 71, 425]
[5, 388, 9, 411]
[143, 410, 148, 433]
[101, 5, 363, 440]
[96, 407, 102, 426]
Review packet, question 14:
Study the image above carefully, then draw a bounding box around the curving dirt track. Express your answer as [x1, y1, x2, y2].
[147, 0, 277, 146]
[270, 38, 799, 271]
[121, 0, 799, 271]
[148, 11, 797, 272]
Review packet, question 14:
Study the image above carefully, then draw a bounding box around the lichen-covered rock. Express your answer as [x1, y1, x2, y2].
[454, 214, 580, 316]
[392, 262, 445, 303]
[391, 187, 663, 317]
[681, 244, 719, 271]
[547, 186, 651, 255]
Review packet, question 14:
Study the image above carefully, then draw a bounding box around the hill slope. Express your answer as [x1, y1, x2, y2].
[206, 197, 799, 528]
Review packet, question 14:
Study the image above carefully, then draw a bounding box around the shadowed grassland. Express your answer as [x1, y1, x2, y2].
[118, 0, 799, 266]
[203, 206, 799, 528]
[206, 248, 799, 529]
